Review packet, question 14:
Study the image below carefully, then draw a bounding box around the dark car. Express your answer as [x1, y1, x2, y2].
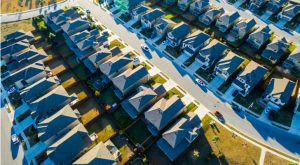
[232, 90, 238, 97]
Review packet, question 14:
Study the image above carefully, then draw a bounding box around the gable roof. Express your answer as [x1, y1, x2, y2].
[218, 11, 240, 24]
[216, 51, 244, 75]
[191, 0, 210, 10]
[88, 49, 112, 64]
[248, 26, 271, 41]
[264, 78, 296, 104]
[1, 39, 30, 57]
[61, 19, 90, 35]
[112, 65, 149, 92]
[261, 37, 288, 61]
[288, 46, 300, 61]
[2, 30, 34, 48]
[133, 5, 150, 15]
[74, 142, 116, 165]
[155, 18, 175, 31]
[233, 18, 256, 32]
[196, 39, 228, 63]
[142, 9, 165, 22]
[38, 105, 79, 142]
[182, 30, 210, 48]
[47, 124, 92, 165]
[52, 8, 80, 25]
[69, 29, 100, 44]
[145, 96, 185, 131]
[168, 22, 191, 39]
[48, 9, 64, 19]
[202, 8, 224, 20]
[99, 54, 133, 76]
[281, 4, 300, 18]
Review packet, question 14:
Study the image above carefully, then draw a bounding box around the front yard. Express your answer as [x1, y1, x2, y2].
[164, 87, 184, 99]
[140, 28, 154, 39]
[186, 102, 198, 112]
[272, 110, 294, 127]
[164, 46, 181, 58]
[195, 67, 215, 83]
[77, 98, 103, 125]
[234, 89, 265, 115]
[108, 39, 125, 49]
[119, 13, 132, 23]
[148, 74, 167, 86]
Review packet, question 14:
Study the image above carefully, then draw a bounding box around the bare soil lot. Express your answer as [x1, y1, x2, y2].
[1, 0, 64, 13]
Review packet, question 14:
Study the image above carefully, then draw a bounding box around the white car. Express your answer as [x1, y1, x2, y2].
[195, 78, 206, 86]
[11, 134, 19, 144]
[141, 44, 150, 51]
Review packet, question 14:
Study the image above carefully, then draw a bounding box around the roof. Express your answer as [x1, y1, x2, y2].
[154, 18, 175, 31]
[267, 0, 287, 13]
[264, 78, 296, 104]
[248, 26, 271, 41]
[202, 8, 224, 20]
[38, 105, 79, 142]
[216, 51, 244, 75]
[112, 65, 149, 92]
[74, 142, 116, 165]
[261, 37, 288, 61]
[20, 76, 59, 103]
[47, 124, 92, 165]
[99, 54, 133, 77]
[196, 39, 228, 64]
[52, 8, 80, 24]
[61, 19, 90, 35]
[168, 22, 191, 40]
[30, 86, 75, 120]
[88, 49, 112, 64]
[281, 4, 300, 18]
[48, 9, 64, 19]
[144, 96, 185, 131]
[132, 5, 150, 15]
[233, 18, 256, 32]
[1, 39, 30, 57]
[110, 46, 122, 57]
[191, 0, 210, 9]
[142, 9, 165, 22]
[2, 30, 34, 47]
[182, 30, 210, 48]
[69, 29, 100, 44]
[288, 46, 300, 61]
[217, 11, 240, 24]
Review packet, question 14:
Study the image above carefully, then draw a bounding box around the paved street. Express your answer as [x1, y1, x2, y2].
[77, 0, 300, 158]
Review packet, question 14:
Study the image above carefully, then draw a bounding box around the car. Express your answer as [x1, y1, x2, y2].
[214, 111, 223, 118]
[150, 32, 157, 39]
[11, 134, 19, 144]
[232, 90, 238, 97]
[86, 9, 91, 14]
[162, 41, 166, 45]
[141, 44, 150, 52]
[265, 107, 272, 114]
[195, 78, 206, 86]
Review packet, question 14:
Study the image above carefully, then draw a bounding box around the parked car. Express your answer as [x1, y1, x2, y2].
[265, 107, 272, 114]
[141, 44, 150, 52]
[11, 134, 19, 144]
[195, 78, 206, 86]
[232, 90, 238, 97]
[214, 111, 225, 122]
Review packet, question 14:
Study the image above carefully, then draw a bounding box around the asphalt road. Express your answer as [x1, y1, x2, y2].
[78, 0, 300, 158]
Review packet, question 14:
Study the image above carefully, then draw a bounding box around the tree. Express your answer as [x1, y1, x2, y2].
[48, 32, 56, 43]
[191, 149, 200, 159]
[212, 136, 220, 143]
[94, 90, 101, 97]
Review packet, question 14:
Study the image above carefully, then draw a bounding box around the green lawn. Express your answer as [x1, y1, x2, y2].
[111, 107, 133, 129]
[73, 64, 91, 80]
[126, 120, 153, 145]
[164, 87, 184, 99]
[108, 39, 125, 49]
[186, 102, 198, 112]
[164, 12, 175, 19]
[164, 45, 181, 58]
[195, 67, 215, 83]
[272, 110, 294, 127]
[148, 74, 167, 86]
[234, 90, 264, 115]
[140, 62, 151, 70]
[99, 87, 119, 105]
[140, 28, 154, 38]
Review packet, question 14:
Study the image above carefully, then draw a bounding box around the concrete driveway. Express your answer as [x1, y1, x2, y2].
[186, 61, 202, 74]
[222, 85, 238, 103]
[276, 19, 288, 28]
[208, 76, 225, 92]
[174, 53, 190, 65]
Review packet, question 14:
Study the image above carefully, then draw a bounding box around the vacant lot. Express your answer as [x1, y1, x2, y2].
[1, 19, 35, 37]
[264, 152, 295, 165]
[1, 0, 63, 13]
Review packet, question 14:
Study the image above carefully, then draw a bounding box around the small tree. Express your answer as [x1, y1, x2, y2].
[94, 90, 101, 97]
[48, 32, 56, 43]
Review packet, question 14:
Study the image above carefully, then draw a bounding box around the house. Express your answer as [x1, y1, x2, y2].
[195, 39, 228, 70]
[277, 4, 300, 21]
[262, 78, 296, 110]
[157, 112, 201, 161]
[61, 19, 90, 36]
[144, 95, 186, 136]
[47, 124, 92, 165]
[6, 61, 51, 89]
[1, 30, 34, 48]
[266, 0, 287, 14]
[121, 86, 158, 119]
[83, 48, 112, 73]
[73, 142, 117, 165]
[67, 29, 100, 50]
[189, 0, 210, 16]
[249, 0, 268, 11]
[261, 37, 288, 63]
[20, 76, 60, 103]
[228, 18, 256, 41]
[141, 9, 165, 29]
[283, 46, 300, 71]
[1, 39, 30, 63]
[110, 46, 122, 57]
[112, 65, 150, 98]
[154, 19, 175, 37]
[114, 0, 145, 12]
[181, 30, 210, 56]
[199, 7, 225, 25]
[233, 61, 268, 96]
[30, 85, 78, 121]
[246, 26, 271, 49]
[132, 5, 150, 20]
[167, 22, 191, 47]
[99, 54, 134, 79]
[214, 52, 245, 81]
[177, 0, 194, 11]
[216, 11, 240, 32]
[164, 0, 177, 6]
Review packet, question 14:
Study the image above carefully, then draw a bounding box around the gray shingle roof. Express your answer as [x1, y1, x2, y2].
[154, 18, 175, 32]
[182, 30, 210, 49]
[1, 39, 30, 57]
[261, 37, 288, 61]
[168, 22, 191, 40]
[217, 11, 240, 25]
[281, 4, 300, 19]
[248, 26, 271, 43]
[2, 30, 34, 48]
[52, 8, 80, 24]
[233, 18, 256, 33]
[201, 8, 224, 22]
[142, 9, 165, 22]
[288, 46, 300, 61]
[99, 54, 133, 77]
[132, 5, 150, 15]
[61, 19, 90, 35]
[69, 29, 100, 44]
[216, 51, 244, 76]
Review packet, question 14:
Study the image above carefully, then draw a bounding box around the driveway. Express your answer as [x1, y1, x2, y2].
[276, 20, 288, 28]
[260, 12, 271, 21]
[186, 61, 202, 74]
[222, 85, 238, 103]
[174, 53, 190, 65]
[208, 76, 225, 92]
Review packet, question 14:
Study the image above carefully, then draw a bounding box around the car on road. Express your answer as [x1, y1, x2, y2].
[141, 44, 150, 52]
[232, 90, 238, 97]
[214, 111, 225, 122]
[11, 134, 19, 144]
[195, 78, 206, 86]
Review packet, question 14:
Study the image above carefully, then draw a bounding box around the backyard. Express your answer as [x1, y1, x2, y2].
[58, 71, 79, 88]
[77, 98, 103, 125]
[126, 119, 153, 147]
[73, 64, 91, 81]
[47, 59, 68, 75]
[111, 107, 133, 129]
[1, 19, 35, 37]
[98, 87, 120, 106]
[148, 74, 167, 86]
[111, 134, 135, 165]
[65, 84, 89, 101]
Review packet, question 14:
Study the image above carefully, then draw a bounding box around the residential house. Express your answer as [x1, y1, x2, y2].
[164, 0, 177, 5]
[47, 124, 92, 165]
[189, 0, 210, 16]
[83, 48, 112, 73]
[1, 39, 30, 63]
[283, 46, 300, 71]
[73, 142, 117, 165]
[61, 19, 90, 36]
[114, 0, 145, 12]
[261, 37, 288, 63]
[266, 0, 287, 14]
[1, 30, 34, 48]
[30, 85, 78, 121]
[181, 30, 210, 56]
[167, 22, 191, 47]
[249, 0, 268, 11]
[214, 52, 245, 81]
[246, 26, 271, 49]
[199, 7, 225, 25]
[228, 18, 256, 41]
[195, 39, 228, 70]
[177, 0, 194, 11]
[277, 4, 300, 21]
[110, 46, 122, 57]
[141, 9, 165, 29]
[262, 78, 296, 110]
[121, 86, 158, 119]
[157, 112, 201, 161]
[19, 76, 60, 103]
[216, 11, 240, 32]
[144, 95, 186, 136]
[112, 65, 150, 98]
[233, 61, 268, 96]
[99, 54, 134, 79]
[66, 29, 100, 50]
[154, 19, 175, 37]
[132, 5, 150, 21]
